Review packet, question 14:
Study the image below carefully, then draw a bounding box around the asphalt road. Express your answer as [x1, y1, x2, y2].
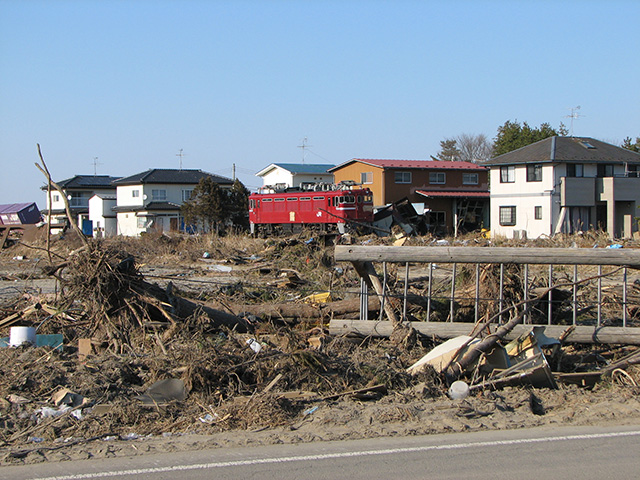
[3, 424, 640, 480]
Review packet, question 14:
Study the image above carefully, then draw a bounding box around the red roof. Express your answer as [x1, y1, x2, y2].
[330, 159, 487, 171]
[416, 190, 490, 198]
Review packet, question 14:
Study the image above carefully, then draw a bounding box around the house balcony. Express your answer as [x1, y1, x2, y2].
[560, 177, 596, 206]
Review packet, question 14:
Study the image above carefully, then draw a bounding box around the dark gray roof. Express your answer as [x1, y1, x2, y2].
[113, 169, 233, 186]
[112, 201, 182, 213]
[484, 137, 640, 166]
[42, 175, 121, 190]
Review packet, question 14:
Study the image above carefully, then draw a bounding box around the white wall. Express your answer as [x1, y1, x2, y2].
[260, 168, 294, 187]
[490, 165, 555, 239]
[88, 196, 117, 237]
[259, 167, 334, 188]
[117, 212, 140, 236]
[116, 185, 145, 207]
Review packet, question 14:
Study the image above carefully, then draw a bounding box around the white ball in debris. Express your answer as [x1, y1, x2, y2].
[448, 380, 470, 400]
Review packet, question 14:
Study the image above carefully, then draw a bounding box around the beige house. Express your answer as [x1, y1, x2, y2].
[485, 136, 640, 239]
[113, 169, 233, 236]
[41, 175, 120, 234]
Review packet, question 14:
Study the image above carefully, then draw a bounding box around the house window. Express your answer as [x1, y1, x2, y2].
[361, 172, 373, 184]
[597, 164, 614, 177]
[426, 211, 446, 227]
[137, 217, 148, 229]
[626, 165, 639, 177]
[182, 189, 194, 202]
[462, 173, 479, 185]
[429, 172, 446, 184]
[535, 206, 542, 220]
[500, 166, 515, 183]
[152, 189, 167, 201]
[527, 164, 542, 182]
[132, 190, 140, 198]
[68, 191, 91, 207]
[566, 164, 584, 177]
[53, 194, 60, 202]
[395, 171, 412, 184]
[499, 206, 516, 226]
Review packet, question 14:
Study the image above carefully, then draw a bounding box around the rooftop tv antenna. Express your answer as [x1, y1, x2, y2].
[565, 106, 584, 136]
[92, 157, 103, 176]
[176, 148, 187, 170]
[297, 137, 312, 164]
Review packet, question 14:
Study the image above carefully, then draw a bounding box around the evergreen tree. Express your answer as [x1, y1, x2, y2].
[435, 139, 461, 161]
[622, 136, 640, 153]
[226, 179, 250, 230]
[492, 120, 568, 157]
[181, 177, 227, 233]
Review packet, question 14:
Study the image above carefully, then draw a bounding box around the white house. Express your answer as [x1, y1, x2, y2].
[112, 169, 234, 236]
[41, 175, 120, 234]
[88, 194, 117, 237]
[255, 163, 335, 190]
[486, 136, 640, 239]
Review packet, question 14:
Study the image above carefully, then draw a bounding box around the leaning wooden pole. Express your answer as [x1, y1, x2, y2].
[35, 144, 90, 248]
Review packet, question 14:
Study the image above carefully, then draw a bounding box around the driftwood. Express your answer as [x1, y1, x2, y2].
[139, 281, 250, 332]
[218, 296, 381, 322]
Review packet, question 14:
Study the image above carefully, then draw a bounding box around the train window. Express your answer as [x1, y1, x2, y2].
[274, 198, 285, 202]
[346, 195, 355, 203]
[339, 196, 345, 204]
[300, 197, 311, 201]
[262, 198, 273, 202]
[286, 197, 298, 201]
[249, 199, 255, 208]
[364, 195, 373, 203]
[357, 196, 362, 203]
[313, 196, 324, 201]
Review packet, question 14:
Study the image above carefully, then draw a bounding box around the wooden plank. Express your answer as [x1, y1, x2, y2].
[335, 246, 640, 267]
[328, 319, 640, 345]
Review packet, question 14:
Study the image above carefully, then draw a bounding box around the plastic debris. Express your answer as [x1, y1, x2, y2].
[448, 381, 470, 400]
[246, 338, 263, 353]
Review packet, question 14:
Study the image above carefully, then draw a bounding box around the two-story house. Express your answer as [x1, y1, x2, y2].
[255, 163, 335, 190]
[485, 136, 640, 239]
[41, 175, 120, 234]
[329, 159, 489, 234]
[112, 169, 234, 236]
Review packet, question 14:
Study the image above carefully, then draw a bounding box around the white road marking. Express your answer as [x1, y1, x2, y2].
[29, 430, 640, 480]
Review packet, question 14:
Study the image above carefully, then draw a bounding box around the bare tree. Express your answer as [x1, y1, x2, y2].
[456, 133, 493, 163]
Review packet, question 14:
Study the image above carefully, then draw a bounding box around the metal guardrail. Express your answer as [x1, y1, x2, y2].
[335, 246, 640, 330]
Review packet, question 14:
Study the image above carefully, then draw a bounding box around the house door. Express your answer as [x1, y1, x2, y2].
[170, 217, 179, 232]
[152, 217, 164, 233]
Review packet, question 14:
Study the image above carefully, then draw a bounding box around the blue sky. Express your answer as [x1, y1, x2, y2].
[1, 0, 639, 205]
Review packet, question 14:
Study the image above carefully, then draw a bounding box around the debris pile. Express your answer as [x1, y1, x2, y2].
[1, 231, 640, 464]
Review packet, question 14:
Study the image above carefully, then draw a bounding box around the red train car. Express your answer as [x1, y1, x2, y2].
[249, 186, 374, 235]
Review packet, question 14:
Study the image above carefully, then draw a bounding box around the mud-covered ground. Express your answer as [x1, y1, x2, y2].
[1, 232, 640, 465]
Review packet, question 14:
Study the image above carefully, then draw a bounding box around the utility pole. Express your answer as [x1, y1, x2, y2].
[232, 163, 236, 181]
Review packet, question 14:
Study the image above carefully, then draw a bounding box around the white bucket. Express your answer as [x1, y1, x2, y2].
[10, 327, 36, 347]
[448, 380, 470, 400]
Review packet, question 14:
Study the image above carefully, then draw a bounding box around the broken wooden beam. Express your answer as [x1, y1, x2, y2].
[329, 319, 640, 345]
[335, 245, 640, 267]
